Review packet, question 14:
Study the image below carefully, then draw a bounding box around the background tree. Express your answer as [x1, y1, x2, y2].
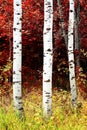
[74, 0, 80, 66]
[57, 0, 68, 47]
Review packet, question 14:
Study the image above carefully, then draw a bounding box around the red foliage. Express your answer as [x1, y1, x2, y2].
[0, 0, 87, 95]
[76, 66, 87, 98]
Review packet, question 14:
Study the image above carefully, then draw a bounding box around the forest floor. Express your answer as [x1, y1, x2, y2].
[0, 87, 87, 130]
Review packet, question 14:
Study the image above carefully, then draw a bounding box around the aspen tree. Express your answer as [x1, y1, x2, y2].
[68, 0, 77, 107]
[13, 0, 23, 116]
[43, 0, 53, 119]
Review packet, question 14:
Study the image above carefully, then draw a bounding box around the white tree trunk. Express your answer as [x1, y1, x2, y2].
[13, 0, 23, 116]
[43, 0, 53, 119]
[68, 0, 77, 107]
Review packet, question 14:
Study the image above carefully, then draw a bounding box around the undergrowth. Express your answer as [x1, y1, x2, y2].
[0, 88, 87, 130]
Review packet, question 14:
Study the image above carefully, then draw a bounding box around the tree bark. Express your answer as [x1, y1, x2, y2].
[57, 0, 68, 47]
[43, 0, 53, 119]
[13, 0, 23, 117]
[68, 0, 77, 107]
[74, 0, 80, 66]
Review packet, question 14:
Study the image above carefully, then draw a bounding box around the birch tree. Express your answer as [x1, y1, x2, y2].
[13, 0, 23, 116]
[43, 0, 53, 119]
[68, 0, 77, 107]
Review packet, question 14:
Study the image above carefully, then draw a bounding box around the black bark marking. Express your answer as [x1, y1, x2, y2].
[69, 60, 74, 63]
[18, 107, 23, 111]
[47, 109, 51, 113]
[70, 67, 73, 69]
[47, 49, 51, 52]
[17, 23, 20, 25]
[46, 28, 51, 31]
[45, 92, 50, 94]
[15, 96, 22, 100]
[70, 10, 73, 12]
[14, 28, 16, 31]
[44, 79, 50, 82]
[48, 5, 51, 8]
[46, 95, 50, 97]
[18, 102, 22, 104]
[71, 76, 75, 80]
[16, 4, 19, 6]
[13, 81, 21, 84]
[72, 99, 75, 102]
[17, 13, 20, 15]
[17, 45, 19, 48]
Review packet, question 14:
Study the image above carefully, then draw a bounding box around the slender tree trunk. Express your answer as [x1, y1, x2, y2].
[43, 0, 53, 119]
[74, 0, 80, 66]
[13, 0, 23, 116]
[68, 0, 77, 107]
[57, 0, 68, 47]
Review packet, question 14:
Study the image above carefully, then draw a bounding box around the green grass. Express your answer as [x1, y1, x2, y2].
[0, 88, 87, 130]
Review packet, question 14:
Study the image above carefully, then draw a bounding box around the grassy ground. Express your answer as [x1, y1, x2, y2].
[0, 87, 87, 130]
